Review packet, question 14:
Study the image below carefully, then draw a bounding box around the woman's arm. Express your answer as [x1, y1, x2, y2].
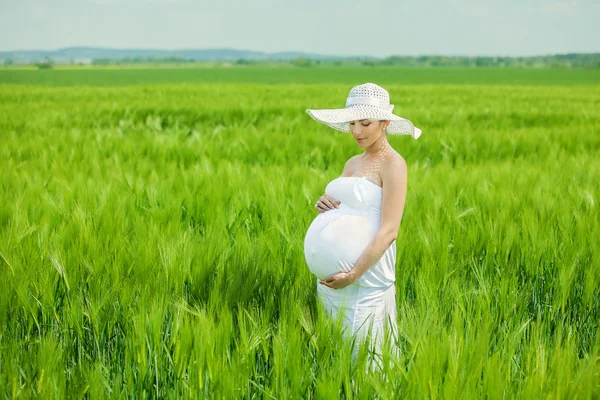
[320, 156, 407, 288]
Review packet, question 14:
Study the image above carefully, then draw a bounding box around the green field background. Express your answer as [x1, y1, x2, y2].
[2, 66, 600, 86]
[1, 68, 599, 398]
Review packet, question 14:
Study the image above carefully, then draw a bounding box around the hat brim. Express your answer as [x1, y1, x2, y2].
[306, 105, 421, 139]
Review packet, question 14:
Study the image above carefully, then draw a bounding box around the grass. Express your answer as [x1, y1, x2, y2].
[0, 66, 600, 86]
[0, 69, 599, 398]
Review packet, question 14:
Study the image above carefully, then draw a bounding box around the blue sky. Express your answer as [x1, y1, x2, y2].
[0, 0, 598, 56]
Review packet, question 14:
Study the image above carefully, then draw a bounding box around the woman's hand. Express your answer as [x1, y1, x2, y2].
[319, 271, 357, 289]
[314, 194, 341, 213]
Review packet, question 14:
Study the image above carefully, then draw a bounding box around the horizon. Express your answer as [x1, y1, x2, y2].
[1, 45, 598, 59]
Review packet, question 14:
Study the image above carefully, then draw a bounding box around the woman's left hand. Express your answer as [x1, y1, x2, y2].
[319, 271, 357, 289]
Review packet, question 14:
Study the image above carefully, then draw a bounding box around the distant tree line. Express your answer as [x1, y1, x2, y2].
[374, 54, 600, 68]
[4, 53, 599, 68]
[88, 54, 600, 68]
[92, 56, 192, 65]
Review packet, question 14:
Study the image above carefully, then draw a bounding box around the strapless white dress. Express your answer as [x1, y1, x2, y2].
[304, 176, 398, 358]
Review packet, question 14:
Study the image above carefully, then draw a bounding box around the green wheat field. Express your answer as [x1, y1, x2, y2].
[1, 67, 599, 398]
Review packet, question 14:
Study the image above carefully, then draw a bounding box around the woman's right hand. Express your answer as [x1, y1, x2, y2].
[314, 194, 341, 213]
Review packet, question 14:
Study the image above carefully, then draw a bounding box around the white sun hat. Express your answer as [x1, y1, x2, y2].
[306, 82, 422, 139]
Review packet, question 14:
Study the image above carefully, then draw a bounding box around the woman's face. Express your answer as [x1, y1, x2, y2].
[349, 119, 390, 147]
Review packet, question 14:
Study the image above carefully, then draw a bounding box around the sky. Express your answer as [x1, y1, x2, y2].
[0, 0, 598, 57]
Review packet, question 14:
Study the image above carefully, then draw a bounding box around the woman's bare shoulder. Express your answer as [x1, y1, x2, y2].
[342, 154, 362, 175]
[381, 151, 407, 177]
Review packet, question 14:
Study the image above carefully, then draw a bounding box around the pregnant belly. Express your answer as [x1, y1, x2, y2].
[304, 208, 378, 280]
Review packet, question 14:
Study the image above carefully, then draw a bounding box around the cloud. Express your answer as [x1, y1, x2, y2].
[543, 0, 581, 16]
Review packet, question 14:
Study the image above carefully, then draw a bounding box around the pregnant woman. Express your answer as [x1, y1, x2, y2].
[304, 83, 421, 360]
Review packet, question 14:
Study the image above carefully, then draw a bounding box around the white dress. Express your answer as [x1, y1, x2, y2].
[304, 176, 398, 358]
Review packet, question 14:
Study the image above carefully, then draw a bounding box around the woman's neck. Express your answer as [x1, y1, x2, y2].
[363, 135, 392, 156]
